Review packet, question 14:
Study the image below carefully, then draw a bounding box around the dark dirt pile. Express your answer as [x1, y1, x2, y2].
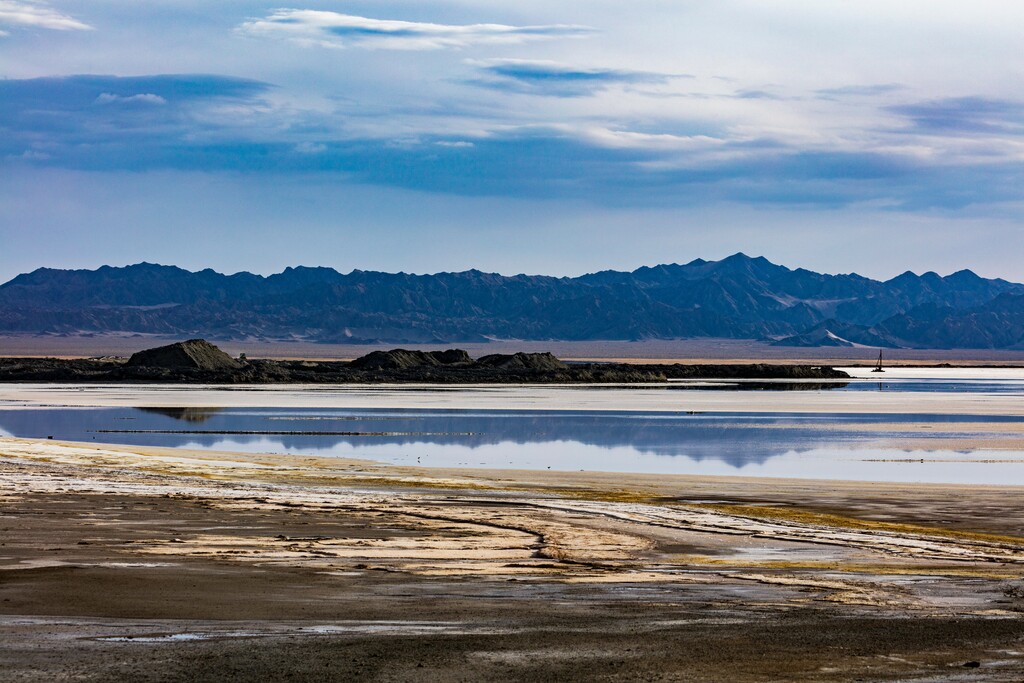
[349, 349, 473, 370]
[477, 352, 567, 371]
[0, 341, 850, 385]
[126, 339, 242, 371]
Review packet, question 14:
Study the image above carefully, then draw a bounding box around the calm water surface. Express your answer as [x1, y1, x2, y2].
[2, 401, 1022, 485]
[3, 368, 1024, 484]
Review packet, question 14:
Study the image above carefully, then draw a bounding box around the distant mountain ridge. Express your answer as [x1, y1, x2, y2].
[2, 254, 1024, 349]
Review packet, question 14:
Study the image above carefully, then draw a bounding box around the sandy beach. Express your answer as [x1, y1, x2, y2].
[3, 435, 1024, 681]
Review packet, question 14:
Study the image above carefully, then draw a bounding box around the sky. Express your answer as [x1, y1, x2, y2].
[2, 0, 1024, 283]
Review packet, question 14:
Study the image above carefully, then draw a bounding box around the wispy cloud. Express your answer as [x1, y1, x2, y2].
[467, 59, 676, 97]
[0, 74, 270, 162]
[733, 88, 783, 100]
[889, 97, 1024, 136]
[0, 0, 91, 32]
[237, 10, 594, 50]
[0, 74, 267, 110]
[817, 84, 905, 99]
[95, 92, 167, 105]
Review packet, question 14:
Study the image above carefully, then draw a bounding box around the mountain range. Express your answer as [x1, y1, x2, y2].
[2, 254, 1024, 349]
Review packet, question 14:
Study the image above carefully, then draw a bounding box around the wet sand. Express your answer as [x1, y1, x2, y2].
[3, 437, 1024, 681]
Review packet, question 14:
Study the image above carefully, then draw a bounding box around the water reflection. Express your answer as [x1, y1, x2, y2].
[137, 407, 223, 423]
[0, 406, 891, 465]
[1, 407, 1022, 481]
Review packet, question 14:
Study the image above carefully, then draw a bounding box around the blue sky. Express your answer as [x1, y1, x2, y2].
[2, 1, 1023, 282]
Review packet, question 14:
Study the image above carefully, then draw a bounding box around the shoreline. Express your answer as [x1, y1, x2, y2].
[9, 435, 1024, 493]
[8, 433, 1024, 555]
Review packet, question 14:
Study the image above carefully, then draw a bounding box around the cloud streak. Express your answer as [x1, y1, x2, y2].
[889, 96, 1024, 136]
[817, 84, 905, 99]
[95, 92, 168, 105]
[0, 0, 91, 32]
[237, 10, 594, 50]
[467, 59, 676, 97]
[0, 74, 270, 161]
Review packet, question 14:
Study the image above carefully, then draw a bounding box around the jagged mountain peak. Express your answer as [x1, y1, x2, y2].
[1, 258, 1022, 348]
[887, 270, 920, 284]
[712, 252, 786, 274]
[946, 269, 983, 282]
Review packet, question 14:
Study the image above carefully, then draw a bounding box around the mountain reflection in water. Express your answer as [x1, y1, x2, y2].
[1, 407, 1021, 470]
[137, 407, 224, 423]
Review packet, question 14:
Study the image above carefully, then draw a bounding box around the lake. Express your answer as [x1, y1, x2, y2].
[1, 367, 1022, 485]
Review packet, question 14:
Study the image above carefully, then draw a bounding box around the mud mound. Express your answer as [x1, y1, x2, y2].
[477, 352, 568, 371]
[126, 339, 242, 371]
[349, 349, 473, 370]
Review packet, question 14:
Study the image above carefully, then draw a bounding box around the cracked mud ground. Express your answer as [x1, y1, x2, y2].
[3, 438, 1024, 681]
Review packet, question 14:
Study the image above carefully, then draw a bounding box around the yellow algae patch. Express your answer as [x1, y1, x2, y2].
[518, 498, 1024, 564]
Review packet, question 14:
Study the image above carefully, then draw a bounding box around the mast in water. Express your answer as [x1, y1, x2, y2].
[872, 350, 885, 373]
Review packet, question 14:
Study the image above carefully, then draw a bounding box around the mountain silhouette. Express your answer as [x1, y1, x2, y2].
[2, 254, 1023, 349]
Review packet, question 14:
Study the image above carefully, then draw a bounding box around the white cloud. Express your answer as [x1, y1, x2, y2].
[293, 141, 327, 154]
[0, 1, 91, 32]
[8, 149, 51, 160]
[95, 92, 167, 105]
[237, 10, 594, 50]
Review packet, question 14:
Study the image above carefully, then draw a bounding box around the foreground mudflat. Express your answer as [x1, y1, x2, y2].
[3, 438, 1024, 681]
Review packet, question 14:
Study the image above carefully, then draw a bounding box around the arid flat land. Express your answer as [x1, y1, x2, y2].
[5, 333, 1024, 365]
[3, 437, 1024, 681]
